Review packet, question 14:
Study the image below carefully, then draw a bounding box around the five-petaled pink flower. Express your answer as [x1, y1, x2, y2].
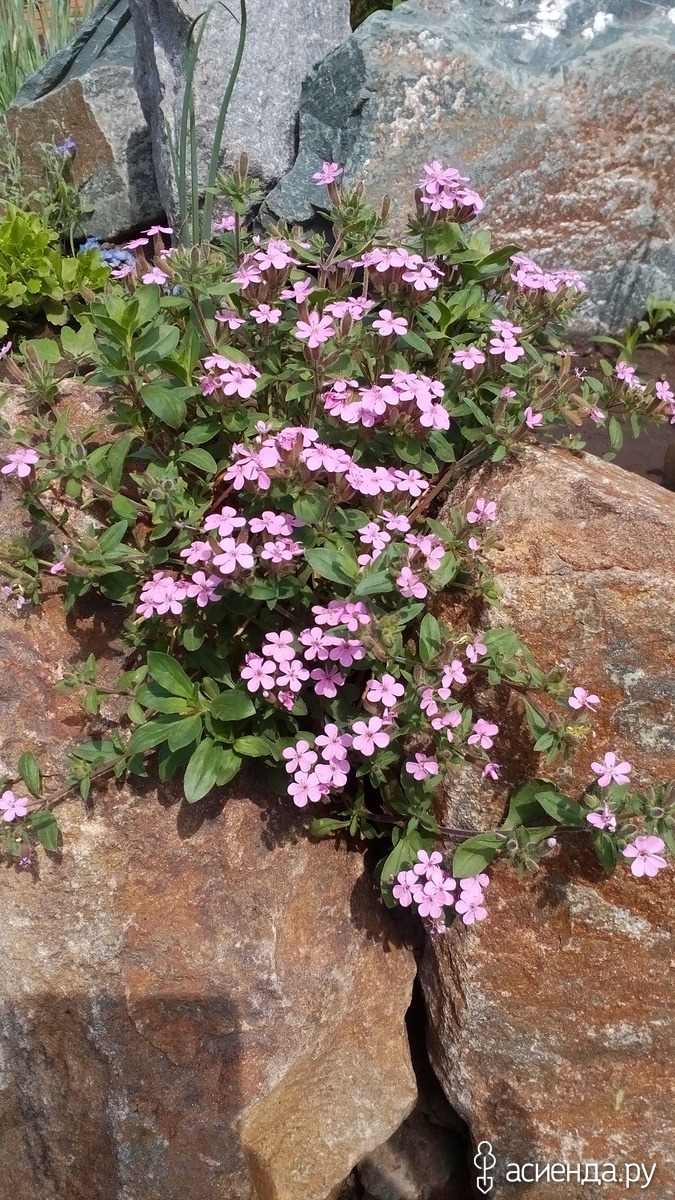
[524, 406, 543, 429]
[2, 447, 39, 478]
[454, 894, 488, 924]
[143, 224, 173, 236]
[241, 654, 276, 693]
[373, 309, 409, 337]
[468, 719, 499, 750]
[294, 311, 335, 348]
[453, 345, 485, 370]
[366, 674, 405, 707]
[466, 498, 497, 524]
[0, 790, 29, 821]
[352, 716, 391, 756]
[250, 304, 281, 325]
[283, 740, 318, 774]
[623, 835, 667, 878]
[405, 754, 439, 781]
[591, 752, 632, 787]
[313, 162, 343, 186]
[586, 804, 617, 832]
[568, 687, 600, 712]
[142, 267, 169, 285]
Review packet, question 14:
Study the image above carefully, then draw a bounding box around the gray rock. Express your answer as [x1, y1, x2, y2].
[267, 0, 675, 332]
[129, 0, 351, 223]
[8, 0, 161, 238]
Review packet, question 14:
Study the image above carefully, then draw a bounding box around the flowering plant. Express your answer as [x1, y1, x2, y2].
[1, 158, 673, 919]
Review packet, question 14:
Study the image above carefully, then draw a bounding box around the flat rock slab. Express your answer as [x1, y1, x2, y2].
[0, 409, 417, 1200]
[129, 0, 351, 220]
[422, 448, 675, 1197]
[8, 0, 161, 239]
[267, 0, 675, 331]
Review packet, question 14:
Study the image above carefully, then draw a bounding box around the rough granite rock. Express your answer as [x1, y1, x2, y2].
[421, 448, 675, 1198]
[128, 0, 351, 221]
[266, 0, 675, 331]
[8, 0, 161, 239]
[0, 414, 417, 1199]
[357, 1109, 464, 1199]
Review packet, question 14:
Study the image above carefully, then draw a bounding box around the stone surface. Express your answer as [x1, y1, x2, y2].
[0, 409, 417, 1199]
[357, 1109, 463, 1199]
[267, 0, 675, 331]
[8, 0, 160, 239]
[422, 448, 675, 1197]
[129, 0, 351, 221]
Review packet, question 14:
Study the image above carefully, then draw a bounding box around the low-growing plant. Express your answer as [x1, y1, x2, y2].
[0, 203, 108, 337]
[1, 159, 674, 926]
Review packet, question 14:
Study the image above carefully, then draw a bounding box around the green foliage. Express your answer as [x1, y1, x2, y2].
[0, 204, 108, 336]
[0, 0, 95, 116]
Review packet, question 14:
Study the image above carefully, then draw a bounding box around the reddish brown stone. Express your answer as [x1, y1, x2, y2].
[423, 449, 675, 1198]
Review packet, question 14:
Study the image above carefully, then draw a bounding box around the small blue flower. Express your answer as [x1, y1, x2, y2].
[55, 137, 76, 155]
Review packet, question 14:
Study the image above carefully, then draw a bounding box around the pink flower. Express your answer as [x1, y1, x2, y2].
[250, 303, 281, 325]
[568, 687, 600, 712]
[482, 762, 500, 781]
[212, 538, 254, 574]
[136, 572, 187, 618]
[233, 261, 262, 288]
[490, 336, 525, 362]
[420, 688, 438, 717]
[591, 752, 632, 787]
[0, 790, 29, 821]
[180, 539, 213, 566]
[392, 869, 418, 907]
[468, 536, 481, 552]
[466, 498, 497, 524]
[311, 665, 345, 698]
[281, 277, 315, 303]
[203, 506, 247, 538]
[216, 361, 260, 400]
[382, 510, 411, 533]
[111, 264, 135, 279]
[373, 309, 409, 337]
[431, 710, 463, 742]
[452, 345, 485, 370]
[455, 895, 488, 924]
[589, 406, 606, 425]
[184, 571, 222, 607]
[262, 631, 296, 663]
[440, 660, 468, 693]
[213, 214, 236, 233]
[313, 161, 343, 186]
[275, 658, 309, 693]
[366, 674, 405, 707]
[655, 380, 674, 404]
[615, 360, 638, 384]
[623, 835, 668, 878]
[249, 510, 299, 536]
[294, 311, 335, 348]
[142, 267, 169, 285]
[352, 716, 391, 756]
[283, 740, 318, 774]
[413, 849, 443, 878]
[500, 386, 516, 399]
[524, 406, 543, 429]
[328, 639, 365, 669]
[2, 447, 39, 478]
[241, 654, 276, 693]
[396, 567, 427, 599]
[586, 804, 617, 832]
[316, 723, 352, 761]
[143, 224, 173, 236]
[124, 237, 149, 249]
[468, 719, 499, 750]
[288, 771, 323, 807]
[215, 308, 246, 330]
[0, 340, 12, 358]
[260, 538, 303, 564]
[466, 638, 487, 664]
[254, 238, 298, 272]
[490, 319, 522, 337]
[405, 754, 439, 781]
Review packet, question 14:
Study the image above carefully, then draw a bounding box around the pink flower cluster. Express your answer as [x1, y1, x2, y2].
[356, 246, 443, 295]
[284, 725, 351, 806]
[392, 849, 490, 927]
[222, 425, 430, 500]
[200, 353, 260, 400]
[322, 368, 449, 432]
[417, 162, 484, 220]
[510, 252, 587, 296]
[615, 361, 645, 393]
[240, 620, 370, 708]
[655, 379, 675, 422]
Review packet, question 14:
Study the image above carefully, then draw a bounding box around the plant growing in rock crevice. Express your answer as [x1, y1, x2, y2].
[1, 158, 673, 923]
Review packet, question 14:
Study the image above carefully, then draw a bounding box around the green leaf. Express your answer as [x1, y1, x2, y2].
[233, 735, 273, 758]
[210, 691, 256, 721]
[142, 384, 187, 428]
[18, 751, 41, 797]
[419, 613, 441, 664]
[216, 749, 242, 787]
[30, 810, 59, 852]
[98, 521, 129, 554]
[452, 833, 504, 879]
[147, 652, 195, 700]
[305, 547, 358, 586]
[127, 717, 178, 755]
[309, 818, 350, 837]
[535, 788, 585, 827]
[179, 448, 218, 474]
[592, 829, 617, 874]
[184, 737, 223, 803]
[401, 330, 433, 356]
[353, 571, 394, 597]
[294, 491, 329, 524]
[502, 779, 548, 829]
[167, 714, 203, 753]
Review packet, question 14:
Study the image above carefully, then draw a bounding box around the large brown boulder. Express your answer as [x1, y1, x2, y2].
[421, 448, 675, 1197]
[0, 431, 417, 1199]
